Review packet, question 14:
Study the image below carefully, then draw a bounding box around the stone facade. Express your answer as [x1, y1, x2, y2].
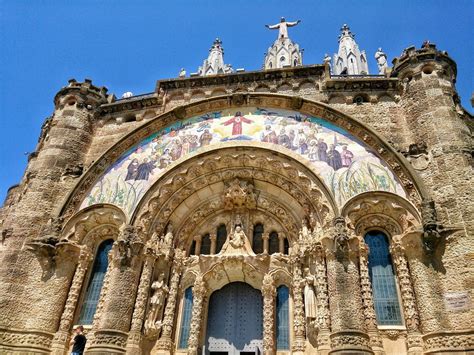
[0, 24, 473, 355]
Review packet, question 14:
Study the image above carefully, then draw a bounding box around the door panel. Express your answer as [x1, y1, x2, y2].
[206, 282, 263, 355]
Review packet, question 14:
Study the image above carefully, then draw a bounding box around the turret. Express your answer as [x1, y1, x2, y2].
[332, 24, 369, 75]
[264, 17, 303, 69]
[197, 38, 233, 76]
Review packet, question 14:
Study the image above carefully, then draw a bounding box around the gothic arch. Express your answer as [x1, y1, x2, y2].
[58, 93, 429, 222]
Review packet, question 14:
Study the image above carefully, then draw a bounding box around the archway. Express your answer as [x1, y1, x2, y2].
[205, 282, 263, 355]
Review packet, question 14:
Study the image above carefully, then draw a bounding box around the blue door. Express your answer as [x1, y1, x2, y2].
[206, 282, 263, 355]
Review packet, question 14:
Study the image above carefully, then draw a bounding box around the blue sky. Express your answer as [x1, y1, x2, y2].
[0, 0, 472, 203]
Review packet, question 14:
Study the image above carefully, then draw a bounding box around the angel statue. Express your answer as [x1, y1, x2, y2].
[144, 273, 169, 338]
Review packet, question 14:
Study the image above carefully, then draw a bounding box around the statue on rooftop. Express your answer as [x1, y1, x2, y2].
[375, 47, 388, 74]
[265, 17, 301, 39]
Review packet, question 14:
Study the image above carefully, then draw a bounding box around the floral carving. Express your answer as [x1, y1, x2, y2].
[261, 273, 276, 354]
[187, 274, 207, 354]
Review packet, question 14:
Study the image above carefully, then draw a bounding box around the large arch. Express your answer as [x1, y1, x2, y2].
[58, 94, 429, 222]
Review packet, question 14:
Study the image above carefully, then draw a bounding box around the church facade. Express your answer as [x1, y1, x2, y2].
[0, 21, 472, 355]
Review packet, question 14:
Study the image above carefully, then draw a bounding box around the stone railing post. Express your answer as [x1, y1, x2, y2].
[261, 273, 276, 355]
[359, 242, 384, 354]
[187, 274, 207, 355]
[154, 249, 185, 354]
[51, 247, 92, 354]
[390, 241, 423, 353]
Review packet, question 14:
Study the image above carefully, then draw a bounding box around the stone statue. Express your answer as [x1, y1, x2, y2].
[375, 48, 388, 74]
[178, 68, 186, 78]
[323, 53, 332, 73]
[303, 269, 317, 320]
[162, 224, 174, 248]
[265, 17, 301, 39]
[220, 224, 255, 256]
[144, 273, 169, 337]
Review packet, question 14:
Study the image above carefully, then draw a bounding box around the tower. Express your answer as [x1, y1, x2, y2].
[264, 17, 303, 70]
[332, 24, 369, 75]
[197, 38, 233, 76]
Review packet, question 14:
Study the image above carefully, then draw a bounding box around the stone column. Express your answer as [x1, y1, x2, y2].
[126, 252, 157, 354]
[155, 249, 185, 354]
[314, 244, 331, 353]
[194, 235, 202, 256]
[278, 234, 285, 254]
[359, 243, 384, 355]
[187, 274, 207, 355]
[292, 263, 306, 354]
[51, 247, 92, 354]
[390, 241, 423, 354]
[323, 218, 371, 354]
[262, 233, 270, 255]
[209, 233, 217, 255]
[87, 225, 144, 354]
[261, 273, 276, 355]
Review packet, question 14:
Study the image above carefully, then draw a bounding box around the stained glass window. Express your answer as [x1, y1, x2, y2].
[178, 287, 193, 348]
[78, 239, 113, 324]
[365, 231, 403, 326]
[276, 285, 290, 349]
[253, 223, 264, 254]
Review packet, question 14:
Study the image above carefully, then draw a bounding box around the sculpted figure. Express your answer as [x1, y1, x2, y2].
[265, 17, 301, 39]
[220, 224, 256, 256]
[162, 224, 174, 249]
[303, 269, 318, 320]
[144, 273, 169, 337]
[375, 47, 388, 74]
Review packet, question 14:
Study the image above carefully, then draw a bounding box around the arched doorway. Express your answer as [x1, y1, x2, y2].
[205, 282, 263, 354]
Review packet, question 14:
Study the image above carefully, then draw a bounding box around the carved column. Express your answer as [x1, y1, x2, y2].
[314, 244, 331, 352]
[209, 233, 217, 255]
[292, 263, 306, 354]
[194, 235, 202, 256]
[261, 273, 276, 355]
[390, 241, 423, 353]
[126, 252, 156, 354]
[262, 233, 270, 255]
[278, 234, 285, 254]
[155, 249, 185, 354]
[187, 274, 207, 355]
[323, 218, 371, 354]
[51, 247, 92, 354]
[359, 243, 384, 354]
[87, 225, 144, 354]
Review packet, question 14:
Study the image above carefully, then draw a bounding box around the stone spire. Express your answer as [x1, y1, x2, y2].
[264, 17, 303, 70]
[332, 24, 369, 75]
[197, 38, 233, 76]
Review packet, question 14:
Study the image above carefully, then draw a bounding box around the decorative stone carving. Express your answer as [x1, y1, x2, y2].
[223, 178, 257, 210]
[219, 223, 255, 256]
[110, 224, 144, 268]
[187, 274, 207, 354]
[303, 268, 317, 321]
[291, 263, 306, 352]
[261, 273, 276, 354]
[403, 142, 431, 171]
[144, 273, 169, 338]
[422, 330, 473, 353]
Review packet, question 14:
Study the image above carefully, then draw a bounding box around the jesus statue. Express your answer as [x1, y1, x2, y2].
[265, 17, 301, 39]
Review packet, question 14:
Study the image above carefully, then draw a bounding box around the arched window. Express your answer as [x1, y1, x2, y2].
[252, 223, 264, 254]
[365, 231, 403, 326]
[189, 239, 196, 256]
[201, 233, 211, 255]
[269, 231, 279, 254]
[78, 239, 114, 324]
[216, 224, 227, 254]
[178, 287, 193, 348]
[276, 285, 290, 350]
[283, 237, 289, 254]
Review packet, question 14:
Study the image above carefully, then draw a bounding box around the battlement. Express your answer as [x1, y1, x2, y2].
[54, 78, 113, 109]
[391, 43, 457, 79]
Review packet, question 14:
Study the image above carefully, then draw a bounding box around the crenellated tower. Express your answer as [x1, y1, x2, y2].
[332, 24, 369, 75]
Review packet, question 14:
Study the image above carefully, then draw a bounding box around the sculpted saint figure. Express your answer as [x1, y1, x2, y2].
[144, 273, 169, 337]
[375, 47, 388, 74]
[303, 269, 318, 320]
[220, 224, 256, 256]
